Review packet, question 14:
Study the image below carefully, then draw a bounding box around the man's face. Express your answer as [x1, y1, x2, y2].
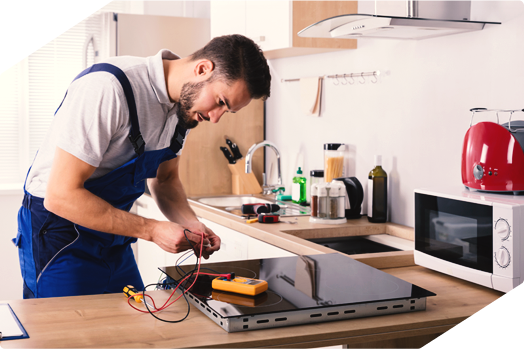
[177, 76, 251, 129]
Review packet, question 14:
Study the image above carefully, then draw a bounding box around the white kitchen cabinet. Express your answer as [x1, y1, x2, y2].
[211, 1, 290, 52]
[211, 1, 358, 59]
[244, 1, 292, 52]
[198, 217, 296, 261]
[133, 195, 294, 286]
[246, 230, 296, 260]
[210, 1, 247, 41]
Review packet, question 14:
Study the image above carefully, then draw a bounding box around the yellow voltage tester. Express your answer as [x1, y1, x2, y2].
[212, 275, 268, 296]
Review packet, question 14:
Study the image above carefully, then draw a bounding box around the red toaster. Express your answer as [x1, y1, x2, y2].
[462, 108, 524, 194]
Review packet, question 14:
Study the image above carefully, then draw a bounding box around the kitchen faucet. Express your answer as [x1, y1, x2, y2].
[245, 140, 283, 196]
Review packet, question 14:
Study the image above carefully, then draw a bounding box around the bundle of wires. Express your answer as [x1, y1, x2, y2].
[126, 229, 229, 323]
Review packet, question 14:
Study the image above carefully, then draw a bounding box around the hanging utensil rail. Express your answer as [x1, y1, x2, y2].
[281, 70, 380, 84]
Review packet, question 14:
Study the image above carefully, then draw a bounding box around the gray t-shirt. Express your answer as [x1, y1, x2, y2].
[26, 49, 188, 198]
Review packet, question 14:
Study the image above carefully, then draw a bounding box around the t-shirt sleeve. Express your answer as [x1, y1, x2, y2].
[53, 72, 128, 167]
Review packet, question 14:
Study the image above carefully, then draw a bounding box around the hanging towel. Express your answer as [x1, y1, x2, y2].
[300, 77, 322, 117]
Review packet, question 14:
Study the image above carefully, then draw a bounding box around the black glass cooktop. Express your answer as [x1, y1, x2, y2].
[162, 253, 435, 332]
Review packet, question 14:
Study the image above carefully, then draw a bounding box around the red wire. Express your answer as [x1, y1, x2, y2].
[128, 231, 225, 314]
[199, 272, 231, 278]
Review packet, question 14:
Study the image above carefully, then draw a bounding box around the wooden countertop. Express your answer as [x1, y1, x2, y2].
[2, 265, 502, 348]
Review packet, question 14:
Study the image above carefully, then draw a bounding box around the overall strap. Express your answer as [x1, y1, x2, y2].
[55, 63, 145, 156]
[169, 123, 188, 155]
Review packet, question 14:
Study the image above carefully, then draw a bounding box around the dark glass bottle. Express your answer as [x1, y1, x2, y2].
[367, 155, 387, 223]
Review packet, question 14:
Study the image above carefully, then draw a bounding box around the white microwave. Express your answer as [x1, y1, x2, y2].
[414, 187, 524, 293]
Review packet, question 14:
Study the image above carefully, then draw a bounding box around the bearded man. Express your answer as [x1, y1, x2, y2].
[14, 34, 271, 298]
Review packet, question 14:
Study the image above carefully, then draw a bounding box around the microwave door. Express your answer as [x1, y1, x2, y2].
[415, 193, 493, 274]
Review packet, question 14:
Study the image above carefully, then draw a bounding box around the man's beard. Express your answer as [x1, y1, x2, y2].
[176, 79, 208, 130]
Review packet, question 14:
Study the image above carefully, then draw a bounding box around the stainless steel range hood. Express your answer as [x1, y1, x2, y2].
[298, 1, 501, 40]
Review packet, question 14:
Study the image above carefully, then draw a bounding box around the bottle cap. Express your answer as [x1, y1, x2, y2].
[337, 184, 345, 197]
[331, 180, 343, 189]
[324, 143, 344, 151]
[276, 194, 292, 201]
[317, 183, 327, 196]
[374, 155, 382, 166]
[330, 181, 343, 195]
[297, 167, 303, 175]
[310, 170, 324, 177]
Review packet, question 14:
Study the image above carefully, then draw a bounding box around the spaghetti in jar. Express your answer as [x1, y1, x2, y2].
[324, 143, 345, 182]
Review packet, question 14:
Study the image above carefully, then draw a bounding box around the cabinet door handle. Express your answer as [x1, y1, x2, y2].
[251, 36, 265, 43]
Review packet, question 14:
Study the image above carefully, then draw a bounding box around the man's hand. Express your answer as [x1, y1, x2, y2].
[148, 157, 221, 258]
[184, 220, 221, 259]
[150, 221, 210, 254]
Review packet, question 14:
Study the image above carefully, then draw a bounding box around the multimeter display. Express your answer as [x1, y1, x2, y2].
[212, 276, 268, 296]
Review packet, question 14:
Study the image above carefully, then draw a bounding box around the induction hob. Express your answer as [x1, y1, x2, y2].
[162, 253, 436, 332]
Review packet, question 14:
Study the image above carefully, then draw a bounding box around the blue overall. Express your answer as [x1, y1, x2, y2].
[14, 63, 187, 298]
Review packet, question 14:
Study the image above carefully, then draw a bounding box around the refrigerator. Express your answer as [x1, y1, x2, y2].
[86, 12, 210, 65]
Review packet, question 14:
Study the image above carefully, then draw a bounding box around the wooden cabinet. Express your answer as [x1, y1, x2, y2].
[211, 1, 358, 59]
[178, 99, 264, 197]
[133, 195, 295, 286]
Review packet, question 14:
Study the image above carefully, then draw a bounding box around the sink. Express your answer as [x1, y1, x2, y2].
[189, 194, 310, 218]
[197, 196, 273, 207]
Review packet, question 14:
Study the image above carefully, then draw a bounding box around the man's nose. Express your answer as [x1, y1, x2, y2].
[209, 107, 227, 123]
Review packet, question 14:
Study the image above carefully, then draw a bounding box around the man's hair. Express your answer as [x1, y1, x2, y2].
[190, 34, 271, 100]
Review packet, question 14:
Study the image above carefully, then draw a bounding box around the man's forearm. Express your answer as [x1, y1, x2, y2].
[44, 186, 155, 241]
[148, 176, 198, 226]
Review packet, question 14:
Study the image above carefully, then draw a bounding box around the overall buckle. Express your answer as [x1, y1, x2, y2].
[128, 133, 145, 155]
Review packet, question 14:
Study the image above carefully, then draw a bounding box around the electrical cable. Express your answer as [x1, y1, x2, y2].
[128, 228, 226, 323]
[175, 249, 195, 277]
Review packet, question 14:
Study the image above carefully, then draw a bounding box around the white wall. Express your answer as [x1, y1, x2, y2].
[265, 1, 524, 228]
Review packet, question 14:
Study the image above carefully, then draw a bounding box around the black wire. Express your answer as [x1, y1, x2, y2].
[141, 281, 191, 323]
[176, 229, 200, 277]
[139, 229, 228, 323]
[138, 229, 201, 323]
[174, 250, 193, 277]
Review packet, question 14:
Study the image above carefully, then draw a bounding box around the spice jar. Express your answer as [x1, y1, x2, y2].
[317, 184, 328, 218]
[327, 184, 338, 219]
[311, 184, 318, 217]
[333, 181, 346, 218]
[309, 182, 347, 224]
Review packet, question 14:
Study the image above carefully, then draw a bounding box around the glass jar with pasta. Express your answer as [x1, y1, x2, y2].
[324, 143, 345, 182]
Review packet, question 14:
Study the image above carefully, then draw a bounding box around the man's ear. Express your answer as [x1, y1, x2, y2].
[194, 59, 214, 78]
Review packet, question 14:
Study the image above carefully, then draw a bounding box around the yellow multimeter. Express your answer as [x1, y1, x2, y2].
[211, 276, 268, 296]
[211, 290, 268, 307]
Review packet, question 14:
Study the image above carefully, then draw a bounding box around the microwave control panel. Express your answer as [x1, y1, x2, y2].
[492, 205, 516, 277]
[494, 218, 512, 268]
[495, 218, 511, 241]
